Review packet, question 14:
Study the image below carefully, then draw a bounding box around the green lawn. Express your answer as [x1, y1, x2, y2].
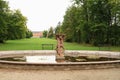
[0, 38, 120, 51]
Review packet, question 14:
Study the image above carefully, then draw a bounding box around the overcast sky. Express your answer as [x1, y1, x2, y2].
[6, 0, 72, 31]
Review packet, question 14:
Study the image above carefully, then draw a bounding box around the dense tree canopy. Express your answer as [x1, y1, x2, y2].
[0, 0, 32, 43]
[0, 0, 9, 43]
[7, 10, 27, 39]
[57, 0, 120, 46]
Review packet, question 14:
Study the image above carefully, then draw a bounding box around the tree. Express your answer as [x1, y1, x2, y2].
[48, 27, 54, 38]
[90, 23, 107, 45]
[26, 29, 33, 38]
[60, 0, 120, 46]
[7, 10, 27, 40]
[108, 0, 120, 46]
[0, 0, 9, 43]
[0, 0, 30, 43]
[43, 30, 48, 38]
[62, 5, 82, 42]
[55, 22, 62, 34]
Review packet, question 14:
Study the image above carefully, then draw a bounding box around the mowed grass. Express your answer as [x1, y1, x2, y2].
[0, 38, 56, 50]
[0, 38, 120, 51]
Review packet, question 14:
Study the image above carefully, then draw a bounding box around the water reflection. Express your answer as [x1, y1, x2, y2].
[26, 55, 56, 63]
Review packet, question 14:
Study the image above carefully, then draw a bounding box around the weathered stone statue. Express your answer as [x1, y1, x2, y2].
[56, 34, 65, 61]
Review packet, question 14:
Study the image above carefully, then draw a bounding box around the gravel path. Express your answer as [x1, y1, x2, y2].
[0, 68, 120, 80]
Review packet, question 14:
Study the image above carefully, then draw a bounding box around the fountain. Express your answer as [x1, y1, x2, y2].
[0, 50, 120, 70]
[0, 35, 120, 70]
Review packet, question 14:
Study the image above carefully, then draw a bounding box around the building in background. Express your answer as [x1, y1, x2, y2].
[32, 31, 43, 38]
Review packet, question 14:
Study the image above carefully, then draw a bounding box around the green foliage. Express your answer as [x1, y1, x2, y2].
[81, 22, 92, 43]
[55, 22, 62, 34]
[48, 27, 54, 38]
[43, 30, 48, 38]
[26, 29, 33, 38]
[7, 10, 28, 40]
[90, 23, 107, 45]
[109, 25, 120, 46]
[0, 0, 9, 43]
[0, 0, 30, 43]
[60, 0, 120, 46]
[62, 5, 82, 42]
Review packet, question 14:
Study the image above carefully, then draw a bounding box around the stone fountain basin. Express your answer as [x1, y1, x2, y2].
[0, 50, 120, 70]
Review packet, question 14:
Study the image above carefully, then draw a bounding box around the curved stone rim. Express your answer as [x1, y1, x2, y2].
[0, 50, 120, 70]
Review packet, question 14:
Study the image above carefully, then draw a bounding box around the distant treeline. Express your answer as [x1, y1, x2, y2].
[0, 0, 32, 43]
